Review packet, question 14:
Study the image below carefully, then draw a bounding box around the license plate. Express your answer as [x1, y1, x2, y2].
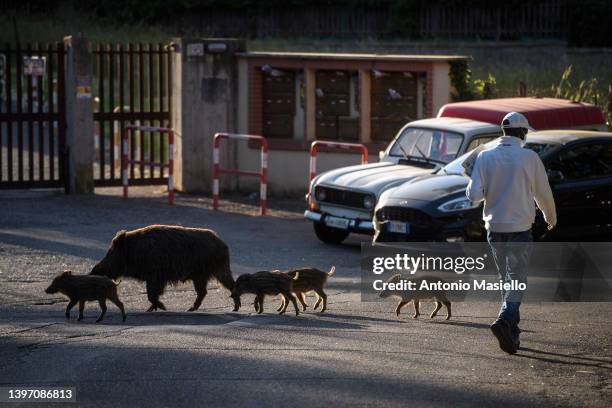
[325, 216, 350, 230]
[388, 221, 409, 234]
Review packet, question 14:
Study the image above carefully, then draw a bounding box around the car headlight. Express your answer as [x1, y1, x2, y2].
[307, 194, 318, 211]
[437, 197, 480, 212]
[363, 195, 375, 210]
[315, 187, 327, 201]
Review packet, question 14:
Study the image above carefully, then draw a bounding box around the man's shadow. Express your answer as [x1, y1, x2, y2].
[517, 347, 612, 370]
[426, 319, 535, 332]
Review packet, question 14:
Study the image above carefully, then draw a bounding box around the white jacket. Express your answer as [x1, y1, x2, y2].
[466, 136, 557, 233]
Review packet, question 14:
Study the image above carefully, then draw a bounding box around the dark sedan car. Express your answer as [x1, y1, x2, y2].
[373, 131, 612, 242]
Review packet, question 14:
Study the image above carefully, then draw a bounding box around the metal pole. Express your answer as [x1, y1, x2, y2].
[212, 133, 221, 210]
[122, 127, 129, 199]
[168, 130, 174, 205]
[260, 139, 268, 216]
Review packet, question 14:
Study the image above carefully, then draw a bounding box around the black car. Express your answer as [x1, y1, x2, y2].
[373, 131, 612, 242]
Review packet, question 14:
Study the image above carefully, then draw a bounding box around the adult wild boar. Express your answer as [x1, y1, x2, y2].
[90, 225, 236, 312]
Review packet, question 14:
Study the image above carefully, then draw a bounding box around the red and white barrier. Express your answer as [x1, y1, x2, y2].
[213, 133, 268, 216]
[122, 125, 175, 205]
[309, 140, 369, 181]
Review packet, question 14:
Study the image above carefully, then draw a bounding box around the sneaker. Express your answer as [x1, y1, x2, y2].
[491, 320, 518, 355]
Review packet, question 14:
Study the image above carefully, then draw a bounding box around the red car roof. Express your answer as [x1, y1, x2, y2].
[437, 97, 605, 130]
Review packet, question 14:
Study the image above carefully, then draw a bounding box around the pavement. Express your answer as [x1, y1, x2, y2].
[0, 187, 611, 408]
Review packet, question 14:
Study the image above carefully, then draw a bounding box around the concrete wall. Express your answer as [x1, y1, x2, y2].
[431, 62, 451, 114]
[172, 39, 245, 193]
[64, 35, 95, 193]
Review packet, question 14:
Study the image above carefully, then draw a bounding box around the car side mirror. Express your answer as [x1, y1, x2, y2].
[379, 151, 385, 161]
[547, 169, 564, 184]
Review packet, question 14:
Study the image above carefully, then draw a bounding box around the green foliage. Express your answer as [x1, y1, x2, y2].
[552, 66, 597, 102]
[473, 74, 497, 100]
[550, 65, 611, 126]
[449, 60, 474, 101]
[449, 61, 498, 101]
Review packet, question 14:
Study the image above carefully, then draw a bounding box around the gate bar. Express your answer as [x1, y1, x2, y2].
[122, 124, 174, 204]
[309, 140, 369, 181]
[213, 133, 268, 216]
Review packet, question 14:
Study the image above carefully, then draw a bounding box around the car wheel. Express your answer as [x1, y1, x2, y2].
[313, 222, 350, 244]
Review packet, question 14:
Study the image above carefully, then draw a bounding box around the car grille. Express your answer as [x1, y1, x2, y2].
[316, 186, 370, 209]
[376, 206, 431, 225]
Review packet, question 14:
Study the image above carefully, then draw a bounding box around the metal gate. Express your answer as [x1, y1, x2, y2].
[92, 43, 172, 187]
[0, 43, 66, 189]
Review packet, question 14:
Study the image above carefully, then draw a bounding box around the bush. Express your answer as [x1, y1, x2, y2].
[449, 61, 498, 101]
[550, 65, 611, 126]
[449, 60, 474, 101]
[473, 74, 497, 100]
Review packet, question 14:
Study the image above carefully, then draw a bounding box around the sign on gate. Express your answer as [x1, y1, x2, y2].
[23, 56, 46, 76]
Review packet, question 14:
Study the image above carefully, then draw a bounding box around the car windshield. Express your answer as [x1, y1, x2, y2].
[523, 142, 558, 156]
[389, 127, 463, 164]
[440, 139, 557, 175]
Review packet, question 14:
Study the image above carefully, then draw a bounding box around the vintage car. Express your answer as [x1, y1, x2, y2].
[305, 98, 607, 245]
[373, 131, 612, 243]
[305, 117, 501, 243]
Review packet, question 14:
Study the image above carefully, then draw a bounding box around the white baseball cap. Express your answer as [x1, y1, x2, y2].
[501, 112, 534, 131]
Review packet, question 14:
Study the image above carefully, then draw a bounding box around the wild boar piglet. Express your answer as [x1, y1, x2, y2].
[45, 270, 126, 323]
[231, 271, 300, 316]
[277, 266, 335, 313]
[379, 274, 451, 320]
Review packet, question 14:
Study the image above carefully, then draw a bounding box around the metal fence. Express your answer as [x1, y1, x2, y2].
[193, 2, 567, 40]
[419, 2, 567, 40]
[0, 42, 66, 189]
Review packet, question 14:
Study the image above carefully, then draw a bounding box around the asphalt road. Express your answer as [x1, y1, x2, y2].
[0, 188, 611, 408]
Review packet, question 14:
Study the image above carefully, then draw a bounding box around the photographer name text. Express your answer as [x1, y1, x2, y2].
[373, 279, 526, 292]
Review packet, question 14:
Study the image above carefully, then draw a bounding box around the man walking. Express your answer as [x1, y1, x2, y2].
[466, 112, 556, 355]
